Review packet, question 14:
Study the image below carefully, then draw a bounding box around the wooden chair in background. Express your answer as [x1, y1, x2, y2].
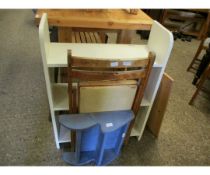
[67, 50, 155, 150]
[189, 64, 210, 105]
[187, 37, 210, 73]
[187, 10, 210, 73]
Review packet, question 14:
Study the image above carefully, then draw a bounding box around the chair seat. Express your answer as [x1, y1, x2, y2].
[72, 32, 103, 43]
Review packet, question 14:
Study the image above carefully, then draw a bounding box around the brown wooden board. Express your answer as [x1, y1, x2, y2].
[147, 73, 173, 137]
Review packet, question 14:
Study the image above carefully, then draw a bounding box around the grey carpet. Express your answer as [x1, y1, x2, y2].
[0, 10, 209, 166]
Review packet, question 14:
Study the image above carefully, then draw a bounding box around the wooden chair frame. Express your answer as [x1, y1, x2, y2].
[67, 50, 155, 149]
[187, 11, 210, 73]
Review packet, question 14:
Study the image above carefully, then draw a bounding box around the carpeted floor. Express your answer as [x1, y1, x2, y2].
[0, 10, 209, 166]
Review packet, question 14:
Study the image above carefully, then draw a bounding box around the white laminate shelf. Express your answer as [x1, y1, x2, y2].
[52, 83, 69, 111]
[52, 83, 151, 112]
[133, 106, 150, 139]
[131, 107, 150, 137]
[47, 43, 163, 68]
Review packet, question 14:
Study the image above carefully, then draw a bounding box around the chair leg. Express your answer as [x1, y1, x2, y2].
[189, 66, 210, 105]
[187, 40, 204, 72]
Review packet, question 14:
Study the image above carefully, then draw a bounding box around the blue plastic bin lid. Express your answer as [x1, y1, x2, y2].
[59, 110, 134, 132]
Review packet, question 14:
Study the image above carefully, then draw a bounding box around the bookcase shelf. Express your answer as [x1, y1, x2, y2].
[39, 13, 173, 149]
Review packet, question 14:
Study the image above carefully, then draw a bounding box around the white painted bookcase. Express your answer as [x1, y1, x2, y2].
[39, 14, 173, 149]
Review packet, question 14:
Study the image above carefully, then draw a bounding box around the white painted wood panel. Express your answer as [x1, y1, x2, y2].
[39, 13, 60, 148]
[134, 21, 174, 140]
[148, 21, 174, 67]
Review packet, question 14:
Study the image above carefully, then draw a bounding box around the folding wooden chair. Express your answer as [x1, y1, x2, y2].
[66, 50, 155, 149]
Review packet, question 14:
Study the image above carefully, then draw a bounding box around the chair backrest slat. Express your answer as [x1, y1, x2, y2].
[71, 57, 150, 68]
[71, 69, 146, 81]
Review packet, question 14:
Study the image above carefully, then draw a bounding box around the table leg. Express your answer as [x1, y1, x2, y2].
[116, 30, 135, 44]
